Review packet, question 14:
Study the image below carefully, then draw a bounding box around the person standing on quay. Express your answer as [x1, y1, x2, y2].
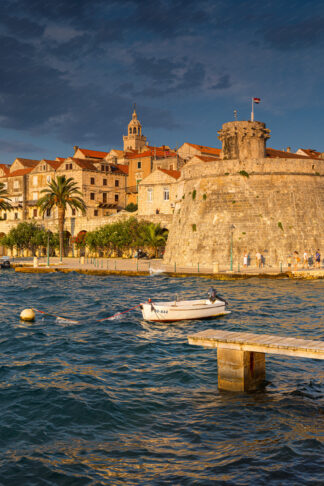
[256, 251, 262, 268]
[315, 249, 321, 268]
[303, 250, 308, 268]
[293, 251, 300, 270]
[243, 252, 248, 268]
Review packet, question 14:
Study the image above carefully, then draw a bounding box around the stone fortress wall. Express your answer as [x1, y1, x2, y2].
[164, 121, 324, 268]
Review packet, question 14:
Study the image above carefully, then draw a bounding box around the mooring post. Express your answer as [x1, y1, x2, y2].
[217, 348, 265, 392]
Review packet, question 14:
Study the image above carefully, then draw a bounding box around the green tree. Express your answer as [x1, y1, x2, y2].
[0, 182, 12, 212]
[140, 223, 168, 257]
[0, 222, 55, 256]
[37, 176, 87, 261]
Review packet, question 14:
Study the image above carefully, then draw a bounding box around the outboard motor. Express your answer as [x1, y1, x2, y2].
[208, 287, 217, 303]
[208, 287, 228, 306]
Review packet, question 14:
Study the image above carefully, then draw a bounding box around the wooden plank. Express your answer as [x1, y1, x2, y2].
[188, 330, 324, 359]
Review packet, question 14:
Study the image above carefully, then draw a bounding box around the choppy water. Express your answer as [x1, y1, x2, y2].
[0, 271, 323, 485]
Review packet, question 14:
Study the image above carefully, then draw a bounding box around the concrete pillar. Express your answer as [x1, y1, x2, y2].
[217, 348, 265, 391]
[213, 262, 219, 273]
[33, 257, 38, 268]
[80, 256, 85, 264]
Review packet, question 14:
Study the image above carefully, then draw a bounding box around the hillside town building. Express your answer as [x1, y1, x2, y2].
[0, 109, 323, 266]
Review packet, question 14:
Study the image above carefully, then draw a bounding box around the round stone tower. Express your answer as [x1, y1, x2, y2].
[218, 121, 270, 160]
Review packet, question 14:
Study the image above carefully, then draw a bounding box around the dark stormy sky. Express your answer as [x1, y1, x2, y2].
[1, 0, 324, 163]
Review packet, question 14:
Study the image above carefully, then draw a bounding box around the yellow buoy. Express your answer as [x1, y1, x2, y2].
[20, 308, 36, 322]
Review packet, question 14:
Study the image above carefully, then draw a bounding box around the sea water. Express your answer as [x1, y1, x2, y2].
[0, 271, 323, 484]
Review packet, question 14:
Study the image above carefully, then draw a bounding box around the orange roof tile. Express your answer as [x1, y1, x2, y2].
[126, 147, 176, 159]
[298, 149, 321, 158]
[14, 158, 40, 167]
[78, 148, 109, 159]
[0, 164, 10, 175]
[42, 159, 62, 170]
[56, 157, 65, 162]
[1, 168, 33, 178]
[266, 148, 312, 159]
[186, 143, 221, 156]
[68, 158, 98, 170]
[113, 164, 128, 175]
[158, 168, 181, 179]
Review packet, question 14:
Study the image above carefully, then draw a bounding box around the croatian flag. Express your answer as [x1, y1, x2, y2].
[253, 97, 261, 103]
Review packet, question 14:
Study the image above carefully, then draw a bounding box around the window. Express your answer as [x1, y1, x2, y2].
[169, 165, 173, 170]
[115, 194, 119, 202]
[32, 192, 38, 201]
[163, 187, 170, 201]
[115, 179, 119, 187]
[42, 165, 46, 171]
[33, 209, 37, 218]
[133, 127, 137, 134]
[13, 180, 19, 189]
[46, 208, 51, 217]
[90, 193, 95, 200]
[147, 187, 153, 202]
[33, 176, 38, 186]
[3, 213, 6, 220]
[47, 175, 51, 183]
[90, 177, 95, 185]
[14, 213, 18, 220]
[137, 161, 142, 169]
[71, 208, 76, 216]
[103, 193, 107, 203]
[103, 179, 107, 186]
[94, 209, 98, 216]
[65, 163, 73, 170]
[101, 165, 104, 172]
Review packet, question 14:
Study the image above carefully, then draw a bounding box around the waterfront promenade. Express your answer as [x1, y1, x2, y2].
[11, 256, 324, 279]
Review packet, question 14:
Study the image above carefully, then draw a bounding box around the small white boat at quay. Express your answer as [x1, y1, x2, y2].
[140, 288, 230, 322]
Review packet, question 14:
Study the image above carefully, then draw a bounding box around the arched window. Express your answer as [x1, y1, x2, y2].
[133, 127, 137, 134]
[129, 127, 132, 134]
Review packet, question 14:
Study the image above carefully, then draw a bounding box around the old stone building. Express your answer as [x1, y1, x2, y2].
[138, 168, 181, 216]
[164, 120, 324, 268]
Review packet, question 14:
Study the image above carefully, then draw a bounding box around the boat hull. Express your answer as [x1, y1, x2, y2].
[141, 299, 229, 322]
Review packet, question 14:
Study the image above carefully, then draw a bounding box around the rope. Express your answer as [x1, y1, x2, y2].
[32, 303, 143, 323]
[96, 304, 142, 322]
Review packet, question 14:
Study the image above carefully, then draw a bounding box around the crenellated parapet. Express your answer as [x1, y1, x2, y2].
[218, 121, 271, 160]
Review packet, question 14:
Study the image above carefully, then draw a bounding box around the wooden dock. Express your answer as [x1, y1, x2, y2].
[188, 330, 324, 392]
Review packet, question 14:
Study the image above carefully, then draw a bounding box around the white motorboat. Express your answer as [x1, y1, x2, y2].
[140, 288, 230, 322]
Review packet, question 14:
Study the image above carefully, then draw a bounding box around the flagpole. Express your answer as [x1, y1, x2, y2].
[251, 98, 254, 122]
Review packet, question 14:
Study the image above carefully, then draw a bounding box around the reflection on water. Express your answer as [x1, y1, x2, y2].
[0, 271, 323, 484]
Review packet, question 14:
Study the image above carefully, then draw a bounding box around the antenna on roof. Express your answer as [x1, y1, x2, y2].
[234, 109, 238, 121]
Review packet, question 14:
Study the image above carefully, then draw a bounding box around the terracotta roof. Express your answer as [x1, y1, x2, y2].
[126, 147, 176, 159]
[42, 159, 62, 169]
[68, 158, 98, 170]
[113, 164, 128, 175]
[14, 158, 40, 167]
[185, 143, 221, 156]
[0, 164, 10, 175]
[266, 148, 312, 159]
[158, 168, 181, 179]
[56, 157, 65, 162]
[297, 149, 321, 158]
[77, 148, 109, 159]
[1, 168, 33, 178]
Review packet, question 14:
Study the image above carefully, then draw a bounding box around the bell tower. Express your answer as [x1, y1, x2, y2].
[123, 106, 147, 151]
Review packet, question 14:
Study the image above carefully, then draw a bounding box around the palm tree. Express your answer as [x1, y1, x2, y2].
[37, 175, 87, 262]
[142, 223, 168, 258]
[0, 182, 12, 212]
